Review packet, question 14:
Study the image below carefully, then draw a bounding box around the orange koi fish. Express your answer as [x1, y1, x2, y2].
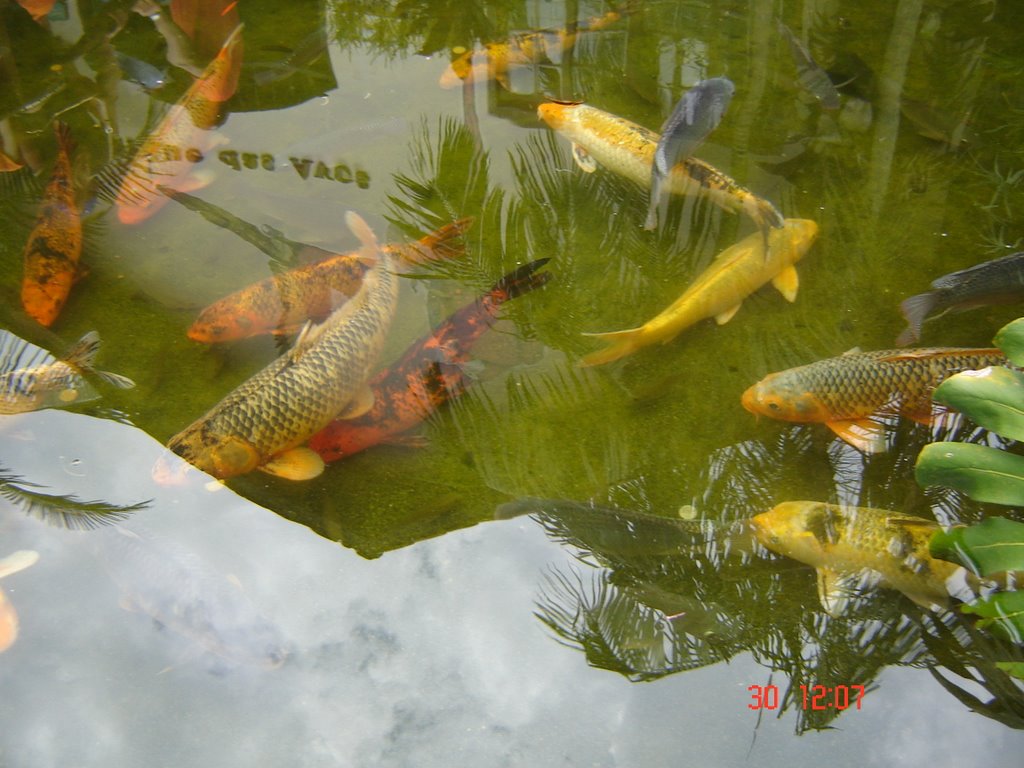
[188, 219, 471, 343]
[114, 24, 243, 225]
[440, 10, 623, 89]
[308, 259, 550, 462]
[741, 347, 1006, 453]
[0, 149, 23, 172]
[21, 122, 81, 327]
[0, 550, 39, 654]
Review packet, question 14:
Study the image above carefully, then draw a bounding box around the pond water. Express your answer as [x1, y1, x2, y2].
[2, 0, 1024, 765]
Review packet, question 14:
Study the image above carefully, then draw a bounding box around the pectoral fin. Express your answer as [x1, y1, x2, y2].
[771, 266, 800, 302]
[826, 419, 887, 453]
[571, 143, 598, 173]
[714, 304, 741, 325]
[817, 567, 881, 617]
[259, 447, 325, 481]
[336, 385, 375, 419]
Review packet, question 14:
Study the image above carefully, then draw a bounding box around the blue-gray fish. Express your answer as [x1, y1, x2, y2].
[777, 23, 840, 110]
[897, 251, 1024, 345]
[114, 51, 168, 91]
[645, 76, 735, 230]
[0, 330, 134, 415]
[97, 525, 289, 668]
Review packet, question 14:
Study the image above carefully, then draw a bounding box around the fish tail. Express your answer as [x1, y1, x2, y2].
[579, 327, 643, 366]
[745, 194, 784, 232]
[400, 217, 474, 265]
[896, 292, 935, 346]
[63, 331, 136, 389]
[53, 120, 76, 154]
[488, 258, 551, 302]
[345, 211, 381, 265]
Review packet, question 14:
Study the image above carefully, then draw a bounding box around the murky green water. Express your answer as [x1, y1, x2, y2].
[2, 0, 1024, 765]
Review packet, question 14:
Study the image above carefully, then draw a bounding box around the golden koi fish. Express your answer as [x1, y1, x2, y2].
[114, 24, 244, 225]
[581, 218, 818, 366]
[751, 501, 964, 616]
[741, 347, 1006, 453]
[537, 101, 783, 234]
[21, 122, 81, 327]
[0, 550, 39, 653]
[0, 330, 135, 415]
[167, 212, 399, 481]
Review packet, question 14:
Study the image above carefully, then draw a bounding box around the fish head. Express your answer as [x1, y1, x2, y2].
[751, 501, 842, 566]
[537, 102, 575, 129]
[439, 48, 474, 87]
[167, 427, 261, 479]
[741, 372, 832, 423]
[187, 309, 256, 343]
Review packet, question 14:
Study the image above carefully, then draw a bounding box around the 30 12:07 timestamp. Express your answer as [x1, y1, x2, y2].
[747, 684, 866, 711]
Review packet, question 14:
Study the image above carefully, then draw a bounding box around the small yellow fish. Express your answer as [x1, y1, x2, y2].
[0, 550, 40, 653]
[750, 501, 962, 616]
[581, 218, 818, 365]
[537, 101, 783, 234]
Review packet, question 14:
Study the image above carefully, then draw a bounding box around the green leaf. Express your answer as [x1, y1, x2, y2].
[930, 517, 1024, 575]
[995, 318, 1024, 367]
[933, 366, 1024, 441]
[916, 442, 1024, 505]
[961, 591, 1024, 644]
[995, 661, 1024, 680]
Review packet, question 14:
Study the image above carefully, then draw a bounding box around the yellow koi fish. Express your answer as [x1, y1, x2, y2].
[751, 501, 965, 616]
[114, 24, 243, 225]
[581, 218, 818, 366]
[537, 101, 783, 234]
[0, 550, 39, 653]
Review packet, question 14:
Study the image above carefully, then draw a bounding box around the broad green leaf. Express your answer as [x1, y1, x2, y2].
[961, 591, 1024, 644]
[995, 661, 1024, 681]
[995, 318, 1024, 367]
[916, 442, 1024, 505]
[933, 366, 1024, 441]
[930, 517, 1024, 575]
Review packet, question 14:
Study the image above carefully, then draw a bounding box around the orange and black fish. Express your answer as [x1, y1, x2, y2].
[307, 259, 550, 462]
[20, 122, 82, 327]
[741, 347, 1006, 452]
[188, 219, 472, 343]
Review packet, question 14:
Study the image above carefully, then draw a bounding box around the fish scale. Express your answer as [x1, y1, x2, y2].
[168, 248, 399, 478]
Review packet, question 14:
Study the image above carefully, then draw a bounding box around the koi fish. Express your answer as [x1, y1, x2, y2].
[538, 101, 783, 234]
[167, 213, 398, 481]
[741, 347, 1006, 453]
[751, 501, 963, 615]
[646, 77, 735, 230]
[580, 218, 818, 366]
[307, 259, 550, 462]
[0, 149, 23, 172]
[0, 330, 134, 415]
[20, 122, 81, 327]
[113, 24, 243, 225]
[188, 218, 470, 343]
[97, 525, 288, 669]
[0, 550, 39, 653]
[777, 23, 840, 110]
[439, 10, 623, 89]
[896, 252, 1024, 345]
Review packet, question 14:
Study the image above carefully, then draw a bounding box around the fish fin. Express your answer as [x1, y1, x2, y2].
[336, 385, 375, 419]
[817, 567, 881, 616]
[384, 432, 431, 449]
[714, 304, 741, 325]
[579, 327, 644, 366]
[571, 143, 598, 173]
[398, 217, 474, 265]
[345, 211, 381, 265]
[826, 419, 887, 453]
[62, 331, 102, 371]
[840, 347, 862, 356]
[0, 550, 39, 580]
[897, 292, 935, 345]
[643, 177, 662, 230]
[259, 447, 325, 481]
[94, 370, 136, 389]
[771, 266, 800, 302]
[73, 262, 90, 285]
[903, 591, 950, 611]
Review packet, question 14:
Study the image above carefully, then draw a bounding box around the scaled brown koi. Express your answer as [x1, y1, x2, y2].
[188, 219, 471, 343]
[20, 122, 81, 327]
[308, 258, 550, 462]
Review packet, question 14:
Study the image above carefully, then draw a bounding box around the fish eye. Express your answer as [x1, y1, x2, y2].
[767, 401, 780, 411]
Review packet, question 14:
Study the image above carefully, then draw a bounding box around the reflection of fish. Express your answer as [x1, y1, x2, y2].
[900, 99, 977, 152]
[21, 122, 81, 327]
[581, 219, 818, 366]
[0, 330, 134, 414]
[308, 259, 550, 462]
[253, 27, 328, 86]
[751, 501, 961, 615]
[646, 77, 735, 230]
[168, 213, 398, 480]
[188, 219, 470, 343]
[439, 10, 623, 89]
[0, 550, 39, 653]
[98, 526, 287, 668]
[538, 101, 782, 235]
[896, 252, 1024, 345]
[741, 347, 1005, 453]
[777, 23, 840, 110]
[114, 25, 244, 225]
